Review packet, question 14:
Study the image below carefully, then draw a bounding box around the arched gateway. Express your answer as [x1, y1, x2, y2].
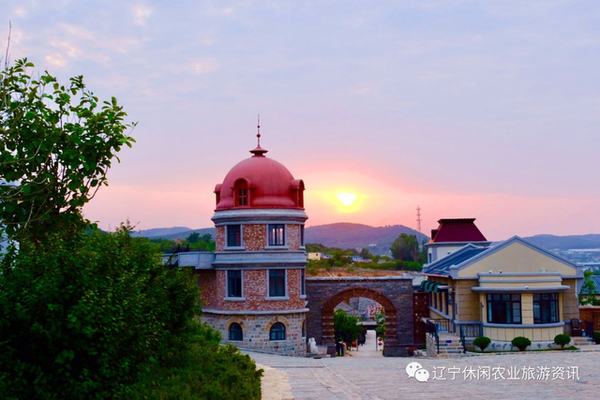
[306, 277, 414, 357]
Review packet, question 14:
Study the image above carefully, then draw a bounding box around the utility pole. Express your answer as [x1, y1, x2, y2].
[416, 206, 422, 233]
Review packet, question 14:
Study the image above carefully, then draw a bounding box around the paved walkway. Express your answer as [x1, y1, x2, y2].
[249, 336, 600, 400]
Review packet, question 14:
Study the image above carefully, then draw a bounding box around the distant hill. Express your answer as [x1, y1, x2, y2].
[132, 222, 427, 255]
[132, 227, 216, 240]
[522, 234, 600, 251]
[132, 224, 600, 256]
[305, 223, 429, 255]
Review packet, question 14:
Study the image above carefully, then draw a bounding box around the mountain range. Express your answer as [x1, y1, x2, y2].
[131, 223, 600, 257]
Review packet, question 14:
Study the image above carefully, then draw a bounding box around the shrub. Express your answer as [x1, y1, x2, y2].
[0, 227, 262, 399]
[473, 336, 492, 352]
[593, 331, 600, 345]
[334, 309, 365, 346]
[511, 336, 532, 351]
[554, 334, 571, 349]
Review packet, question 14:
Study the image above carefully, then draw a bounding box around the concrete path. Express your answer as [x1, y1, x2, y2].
[250, 343, 600, 400]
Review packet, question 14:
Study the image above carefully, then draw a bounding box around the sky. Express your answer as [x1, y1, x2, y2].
[3, 0, 600, 241]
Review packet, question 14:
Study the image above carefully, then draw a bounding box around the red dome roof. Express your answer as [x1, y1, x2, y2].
[214, 147, 305, 211]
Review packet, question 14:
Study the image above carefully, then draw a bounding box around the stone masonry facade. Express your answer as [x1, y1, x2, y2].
[202, 312, 306, 356]
[305, 277, 414, 357]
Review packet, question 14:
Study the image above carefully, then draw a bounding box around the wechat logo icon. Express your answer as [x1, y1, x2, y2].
[405, 362, 430, 383]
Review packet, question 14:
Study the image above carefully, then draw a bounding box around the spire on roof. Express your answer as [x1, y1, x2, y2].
[250, 114, 268, 157]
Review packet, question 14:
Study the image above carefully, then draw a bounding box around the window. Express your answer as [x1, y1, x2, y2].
[227, 225, 242, 247]
[487, 293, 521, 324]
[227, 270, 243, 298]
[300, 269, 306, 296]
[237, 187, 248, 206]
[268, 269, 286, 297]
[268, 224, 285, 246]
[234, 179, 249, 207]
[270, 322, 286, 341]
[533, 293, 559, 324]
[229, 323, 243, 341]
[300, 225, 305, 247]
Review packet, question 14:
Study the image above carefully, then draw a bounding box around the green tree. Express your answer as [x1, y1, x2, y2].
[390, 233, 420, 262]
[0, 58, 135, 240]
[187, 232, 201, 243]
[334, 309, 364, 345]
[579, 270, 599, 305]
[0, 58, 261, 399]
[374, 309, 386, 338]
[359, 248, 372, 260]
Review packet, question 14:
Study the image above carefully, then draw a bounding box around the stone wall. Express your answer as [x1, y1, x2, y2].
[243, 224, 266, 251]
[202, 312, 307, 356]
[305, 277, 414, 357]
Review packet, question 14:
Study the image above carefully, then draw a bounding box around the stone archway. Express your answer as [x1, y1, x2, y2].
[322, 287, 398, 355]
[306, 277, 414, 357]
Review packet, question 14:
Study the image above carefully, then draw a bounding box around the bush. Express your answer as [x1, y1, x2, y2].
[334, 309, 365, 346]
[130, 323, 263, 400]
[473, 336, 492, 352]
[511, 336, 532, 351]
[0, 227, 262, 399]
[554, 334, 571, 349]
[593, 331, 600, 345]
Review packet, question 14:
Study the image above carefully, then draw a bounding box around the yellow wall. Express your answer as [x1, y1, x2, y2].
[455, 280, 481, 322]
[458, 241, 577, 277]
[485, 326, 564, 342]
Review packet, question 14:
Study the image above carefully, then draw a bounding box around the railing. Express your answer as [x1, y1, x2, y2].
[162, 252, 215, 269]
[425, 320, 440, 354]
[459, 322, 483, 353]
[432, 318, 450, 333]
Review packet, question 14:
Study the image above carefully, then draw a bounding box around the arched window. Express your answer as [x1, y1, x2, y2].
[269, 322, 286, 341]
[229, 322, 243, 341]
[234, 179, 249, 207]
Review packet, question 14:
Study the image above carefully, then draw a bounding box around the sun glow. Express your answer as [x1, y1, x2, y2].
[337, 192, 357, 206]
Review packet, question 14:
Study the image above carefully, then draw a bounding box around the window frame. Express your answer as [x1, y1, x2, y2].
[269, 322, 286, 341]
[233, 179, 249, 207]
[267, 224, 286, 247]
[533, 292, 559, 324]
[229, 322, 243, 341]
[487, 293, 522, 324]
[267, 269, 287, 298]
[225, 224, 243, 249]
[226, 270, 244, 299]
[300, 268, 306, 297]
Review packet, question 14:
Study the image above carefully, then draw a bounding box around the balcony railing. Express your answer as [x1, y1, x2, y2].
[163, 252, 215, 269]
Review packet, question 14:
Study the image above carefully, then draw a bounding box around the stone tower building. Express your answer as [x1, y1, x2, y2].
[197, 135, 308, 356]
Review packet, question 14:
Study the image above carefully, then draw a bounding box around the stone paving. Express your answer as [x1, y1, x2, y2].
[249, 332, 600, 400]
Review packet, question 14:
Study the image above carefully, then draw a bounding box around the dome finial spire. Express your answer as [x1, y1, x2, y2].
[257, 114, 261, 146]
[250, 114, 268, 157]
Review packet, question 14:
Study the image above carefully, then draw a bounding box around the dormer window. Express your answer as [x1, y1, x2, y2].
[290, 179, 305, 208]
[233, 179, 250, 207]
[238, 187, 248, 206]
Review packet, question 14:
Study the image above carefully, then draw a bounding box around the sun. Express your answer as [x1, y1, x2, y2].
[337, 192, 357, 207]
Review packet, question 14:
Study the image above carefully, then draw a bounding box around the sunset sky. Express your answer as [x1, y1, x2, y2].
[4, 1, 600, 241]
